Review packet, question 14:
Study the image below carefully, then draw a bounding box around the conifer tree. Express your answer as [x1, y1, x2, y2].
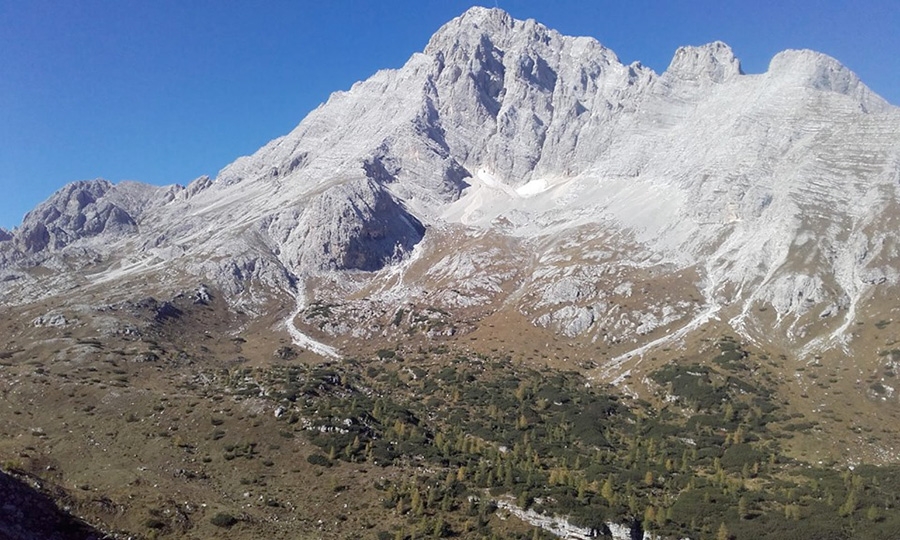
[601, 476, 615, 504]
[716, 522, 730, 540]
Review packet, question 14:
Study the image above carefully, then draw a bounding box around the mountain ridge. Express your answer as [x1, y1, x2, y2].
[1, 6, 899, 366]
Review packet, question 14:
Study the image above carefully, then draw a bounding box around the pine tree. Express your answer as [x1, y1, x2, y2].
[716, 522, 730, 540]
[656, 506, 667, 528]
[838, 489, 858, 517]
[724, 402, 736, 422]
[518, 489, 533, 509]
[681, 449, 691, 473]
[738, 496, 749, 519]
[411, 487, 423, 516]
[577, 478, 588, 501]
[549, 469, 559, 485]
[601, 476, 615, 503]
[515, 381, 529, 401]
[517, 413, 528, 430]
[373, 399, 384, 421]
[432, 517, 447, 538]
[444, 469, 456, 488]
[784, 503, 800, 520]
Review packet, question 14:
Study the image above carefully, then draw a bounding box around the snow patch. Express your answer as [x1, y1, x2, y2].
[516, 178, 549, 197]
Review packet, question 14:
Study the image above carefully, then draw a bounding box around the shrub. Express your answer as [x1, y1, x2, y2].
[307, 453, 332, 467]
[209, 512, 237, 528]
[144, 518, 166, 529]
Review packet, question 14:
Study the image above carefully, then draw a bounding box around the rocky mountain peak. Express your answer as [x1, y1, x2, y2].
[425, 7, 515, 51]
[455, 6, 514, 27]
[424, 7, 632, 186]
[664, 41, 742, 84]
[13, 179, 138, 254]
[769, 48, 853, 86]
[28, 179, 114, 217]
[767, 48, 887, 110]
[425, 6, 573, 72]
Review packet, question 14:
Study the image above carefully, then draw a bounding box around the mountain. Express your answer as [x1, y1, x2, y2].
[4, 7, 898, 360]
[4, 7, 900, 538]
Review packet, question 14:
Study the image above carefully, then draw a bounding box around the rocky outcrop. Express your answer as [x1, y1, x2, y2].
[13, 180, 139, 254]
[270, 178, 425, 273]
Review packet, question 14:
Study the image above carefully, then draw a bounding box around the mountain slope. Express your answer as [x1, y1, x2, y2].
[5, 8, 900, 539]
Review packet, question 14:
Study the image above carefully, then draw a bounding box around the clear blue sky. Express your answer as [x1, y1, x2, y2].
[2, 0, 898, 229]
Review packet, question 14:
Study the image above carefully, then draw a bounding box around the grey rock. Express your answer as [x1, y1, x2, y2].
[32, 313, 69, 328]
[271, 178, 425, 273]
[16, 180, 138, 253]
[664, 41, 742, 84]
[193, 284, 212, 305]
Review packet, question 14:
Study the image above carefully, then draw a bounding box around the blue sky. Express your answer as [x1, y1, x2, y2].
[2, 0, 898, 230]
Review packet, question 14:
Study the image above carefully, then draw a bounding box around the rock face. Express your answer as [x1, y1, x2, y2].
[2, 7, 899, 360]
[0, 179, 171, 267]
[664, 41, 742, 84]
[424, 7, 654, 186]
[270, 178, 425, 272]
[17, 180, 136, 253]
